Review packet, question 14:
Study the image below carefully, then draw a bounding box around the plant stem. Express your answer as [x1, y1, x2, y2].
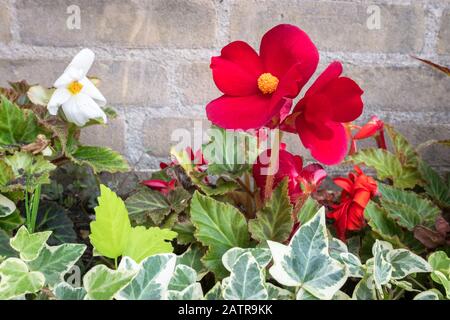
[408, 276, 428, 291]
[24, 183, 30, 231]
[263, 129, 281, 201]
[392, 289, 405, 300]
[29, 184, 42, 233]
[114, 257, 118, 270]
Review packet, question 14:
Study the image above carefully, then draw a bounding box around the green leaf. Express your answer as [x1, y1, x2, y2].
[268, 207, 347, 300]
[70, 146, 129, 174]
[348, 148, 421, 189]
[266, 283, 294, 300]
[172, 219, 196, 245]
[90, 185, 132, 260]
[27, 243, 86, 288]
[378, 183, 441, 230]
[0, 96, 39, 149]
[419, 161, 450, 207]
[0, 161, 14, 190]
[222, 247, 271, 272]
[413, 289, 443, 300]
[122, 226, 176, 263]
[168, 264, 197, 292]
[339, 252, 365, 278]
[372, 240, 393, 290]
[126, 188, 171, 225]
[203, 126, 258, 177]
[176, 244, 207, 281]
[429, 251, 450, 298]
[249, 179, 293, 243]
[0, 211, 24, 232]
[4, 152, 56, 190]
[116, 254, 176, 300]
[353, 275, 377, 300]
[386, 248, 431, 279]
[204, 282, 223, 300]
[190, 191, 250, 278]
[168, 283, 203, 300]
[53, 282, 86, 300]
[223, 252, 268, 300]
[297, 196, 320, 225]
[0, 194, 16, 218]
[431, 271, 450, 299]
[9, 226, 51, 261]
[34, 201, 77, 245]
[0, 229, 17, 260]
[83, 256, 139, 300]
[0, 257, 45, 299]
[385, 124, 419, 167]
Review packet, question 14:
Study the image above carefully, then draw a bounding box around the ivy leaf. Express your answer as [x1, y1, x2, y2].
[9, 226, 51, 261]
[168, 283, 203, 300]
[0, 96, 39, 150]
[27, 243, 86, 288]
[419, 162, 450, 207]
[116, 254, 176, 300]
[0, 229, 17, 260]
[167, 264, 203, 300]
[372, 241, 393, 290]
[4, 152, 56, 190]
[70, 146, 129, 174]
[190, 191, 250, 278]
[428, 251, 450, 299]
[249, 179, 293, 243]
[348, 148, 421, 189]
[268, 207, 347, 300]
[266, 283, 294, 300]
[176, 244, 207, 281]
[0, 193, 16, 218]
[0, 258, 45, 300]
[122, 226, 177, 263]
[222, 247, 271, 272]
[53, 282, 86, 300]
[413, 289, 443, 300]
[204, 282, 223, 300]
[90, 185, 132, 260]
[223, 252, 268, 300]
[83, 257, 139, 300]
[378, 183, 441, 230]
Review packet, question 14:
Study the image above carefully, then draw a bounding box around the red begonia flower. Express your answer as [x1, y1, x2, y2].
[142, 179, 176, 196]
[207, 24, 319, 130]
[327, 166, 378, 241]
[353, 115, 387, 150]
[252, 144, 326, 203]
[282, 61, 364, 165]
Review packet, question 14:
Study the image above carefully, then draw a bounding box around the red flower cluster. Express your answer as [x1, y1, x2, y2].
[327, 166, 378, 241]
[253, 144, 326, 203]
[207, 24, 364, 165]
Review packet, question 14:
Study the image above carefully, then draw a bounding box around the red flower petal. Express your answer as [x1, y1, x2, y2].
[354, 116, 384, 140]
[297, 117, 349, 165]
[325, 77, 364, 123]
[260, 24, 319, 94]
[305, 61, 343, 97]
[211, 41, 263, 96]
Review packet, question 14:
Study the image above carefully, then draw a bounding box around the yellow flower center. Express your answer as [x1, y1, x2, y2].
[257, 73, 279, 95]
[67, 81, 83, 95]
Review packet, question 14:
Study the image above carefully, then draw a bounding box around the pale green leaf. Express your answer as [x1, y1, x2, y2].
[0, 257, 45, 299]
[248, 179, 293, 242]
[168, 283, 203, 300]
[413, 289, 443, 300]
[10, 226, 51, 261]
[297, 196, 320, 225]
[386, 249, 431, 279]
[116, 254, 176, 300]
[176, 244, 207, 281]
[203, 282, 223, 300]
[53, 282, 86, 300]
[268, 207, 347, 300]
[27, 243, 86, 288]
[266, 283, 293, 300]
[89, 184, 132, 260]
[373, 240, 393, 289]
[223, 252, 268, 300]
[0, 193, 16, 218]
[27, 85, 54, 106]
[168, 264, 197, 292]
[222, 247, 271, 272]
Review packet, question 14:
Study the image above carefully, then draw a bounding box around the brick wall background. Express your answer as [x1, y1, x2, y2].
[0, 0, 448, 175]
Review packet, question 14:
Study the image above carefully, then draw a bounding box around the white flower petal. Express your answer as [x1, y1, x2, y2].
[47, 88, 71, 115]
[54, 71, 76, 88]
[65, 48, 95, 77]
[80, 77, 106, 106]
[61, 94, 107, 127]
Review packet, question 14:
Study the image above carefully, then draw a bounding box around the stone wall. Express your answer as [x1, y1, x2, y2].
[0, 0, 448, 174]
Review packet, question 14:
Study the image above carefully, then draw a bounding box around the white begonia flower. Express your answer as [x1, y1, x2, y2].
[47, 48, 107, 126]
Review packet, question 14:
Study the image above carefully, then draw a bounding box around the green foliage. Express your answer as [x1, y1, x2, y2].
[190, 191, 250, 278]
[10, 226, 51, 261]
[428, 251, 450, 299]
[0, 96, 39, 150]
[0, 258, 45, 299]
[419, 161, 450, 207]
[90, 185, 176, 263]
[248, 179, 293, 243]
[378, 183, 440, 230]
[0, 194, 16, 218]
[70, 146, 129, 174]
[297, 196, 320, 225]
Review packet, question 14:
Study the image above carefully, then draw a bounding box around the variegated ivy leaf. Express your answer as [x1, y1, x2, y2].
[386, 248, 431, 279]
[204, 282, 223, 300]
[268, 207, 347, 300]
[353, 275, 377, 300]
[339, 252, 365, 278]
[222, 247, 271, 272]
[223, 252, 268, 300]
[0, 193, 16, 218]
[168, 264, 197, 292]
[266, 283, 293, 300]
[428, 251, 450, 284]
[168, 283, 203, 300]
[27, 243, 86, 288]
[373, 240, 393, 290]
[53, 282, 86, 300]
[84, 257, 139, 300]
[116, 254, 176, 300]
[0, 257, 45, 300]
[431, 271, 450, 299]
[413, 289, 443, 300]
[176, 244, 207, 281]
[10, 226, 51, 261]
